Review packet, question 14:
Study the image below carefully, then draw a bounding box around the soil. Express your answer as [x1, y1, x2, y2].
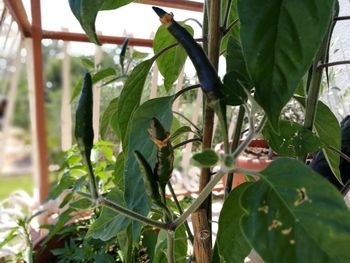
[241, 146, 277, 160]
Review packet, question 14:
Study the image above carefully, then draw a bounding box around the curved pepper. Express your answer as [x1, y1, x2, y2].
[152, 6, 222, 102]
[134, 150, 163, 206]
[149, 117, 174, 189]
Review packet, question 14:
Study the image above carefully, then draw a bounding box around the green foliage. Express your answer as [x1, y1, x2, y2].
[295, 97, 342, 183]
[192, 149, 219, 168]
[263, 120, 324, 156]
[68, 0, 104, 44]
[238, 0, 336, 128]
[153, 226, 187, 263]
[100, 0, 133, 10]
[153, 23, 194, 91]
[217, 183, 253, 263]
[123, 96, 173, 240]
[115, 59, 154, 142]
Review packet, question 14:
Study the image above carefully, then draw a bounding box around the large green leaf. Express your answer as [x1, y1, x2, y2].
[217, 183, 252, 263]
[68, 0, 103, 44]
[153, 23, 193, 91]
[240, 158, 350, 263]
[117, 224, 135, 263]
[86, 187, 128, 241]
[115, 59, 154, 143]
[263, 120, 324, 157]
[124, 96, 174, 240]
[100, 0, 133, 10]
[295, 97, 342, 183]
[238, 0, 335, 128]
[153, 225, 187, 263]
[226, 36, 249, 78]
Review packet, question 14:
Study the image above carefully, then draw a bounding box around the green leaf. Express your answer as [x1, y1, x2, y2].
[69, 198, 92, 209]
[142, 228, 159, 262]
[86, 187, 128, 241]
[240, 158, 350, 263]
[238, 0, 336, 128]
[68, 0, 103, 45]
[49, 172, 75, 200]
[263, 120, 324, 157]
[117, 224, 135, 263]
[153, 23, 193, 91]
[124, 96, 174, 240]
[81, 58, 95, 70]
[222, 71, 250, 106]
[153, 225, 187, 263]
[100, 97, 119, 139]
[0, 227, 19, 249]
[100, 0, 133, 10]
[226, 36, 249, 78]
[169, 126, 193, 142]
[217, 183, 253, 263]
[295, 97, 342, 183]
[192, 149, 219, 167]
[116, 59, 154, 143]
[92, 67, 117, 83]
[113, 153, 125, 191]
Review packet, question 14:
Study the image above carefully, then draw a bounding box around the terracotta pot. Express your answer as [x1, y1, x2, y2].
[221, 139, 273, 188]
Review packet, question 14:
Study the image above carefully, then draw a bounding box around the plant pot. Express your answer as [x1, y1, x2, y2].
[221, 139, 273, 188]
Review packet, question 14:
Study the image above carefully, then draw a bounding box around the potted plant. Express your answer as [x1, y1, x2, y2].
[5, 0, 348, 262]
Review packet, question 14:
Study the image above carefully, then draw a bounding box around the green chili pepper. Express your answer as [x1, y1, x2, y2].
[152, 6, 222, 102]
[149, 117, 174, 189]
[134, 150, 163, 206]
[75, 73, 98, 199]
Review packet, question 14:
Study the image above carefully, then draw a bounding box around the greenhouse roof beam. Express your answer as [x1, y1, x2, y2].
[3, 0, 31, 37]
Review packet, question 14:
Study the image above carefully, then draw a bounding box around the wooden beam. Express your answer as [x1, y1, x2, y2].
[3, 0, 31, 37]
[137, 0, 203, 12]
[31, 0, 49, 202]
[42, 30, 153, 47]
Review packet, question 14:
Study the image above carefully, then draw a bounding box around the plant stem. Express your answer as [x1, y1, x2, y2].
[334, 16, 350, 21]
[173, 138, 202, 150]
[303, 19, 334, 160]
[167, 182, 194, 244]
[317, 60, 350, 69]
[222, 18, 239, 36]
[167, 230, 175, 263]
[171, 169, 225, 230]
[83, 153, 99, 200]
[173, 111, 202, 134]
[173, 84, 201, 101]
[78, 191, 167, 228]
[225, 106, 245, 197]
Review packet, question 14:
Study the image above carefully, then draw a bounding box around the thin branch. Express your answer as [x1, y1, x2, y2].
[173, 84, 201, 101]
[184, 18, 203, 28]
[76, 191, 168, 230]
[99, 197, 168, 230]
[334, 16, 350, 21]
[167, 182, 194, 244]
[153, 38, 204, 60]
[327, 146, 350, 163]
[170, 169, 225, 230]
[167, 231, 175, 263]
[223, 18, 239, 36]
[173, 111, 202, 134]
[173, 138, 202, 149]
[318, 60, 350, 69]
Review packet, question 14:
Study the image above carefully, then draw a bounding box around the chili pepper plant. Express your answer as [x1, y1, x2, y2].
[49, 0, 350, 262]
